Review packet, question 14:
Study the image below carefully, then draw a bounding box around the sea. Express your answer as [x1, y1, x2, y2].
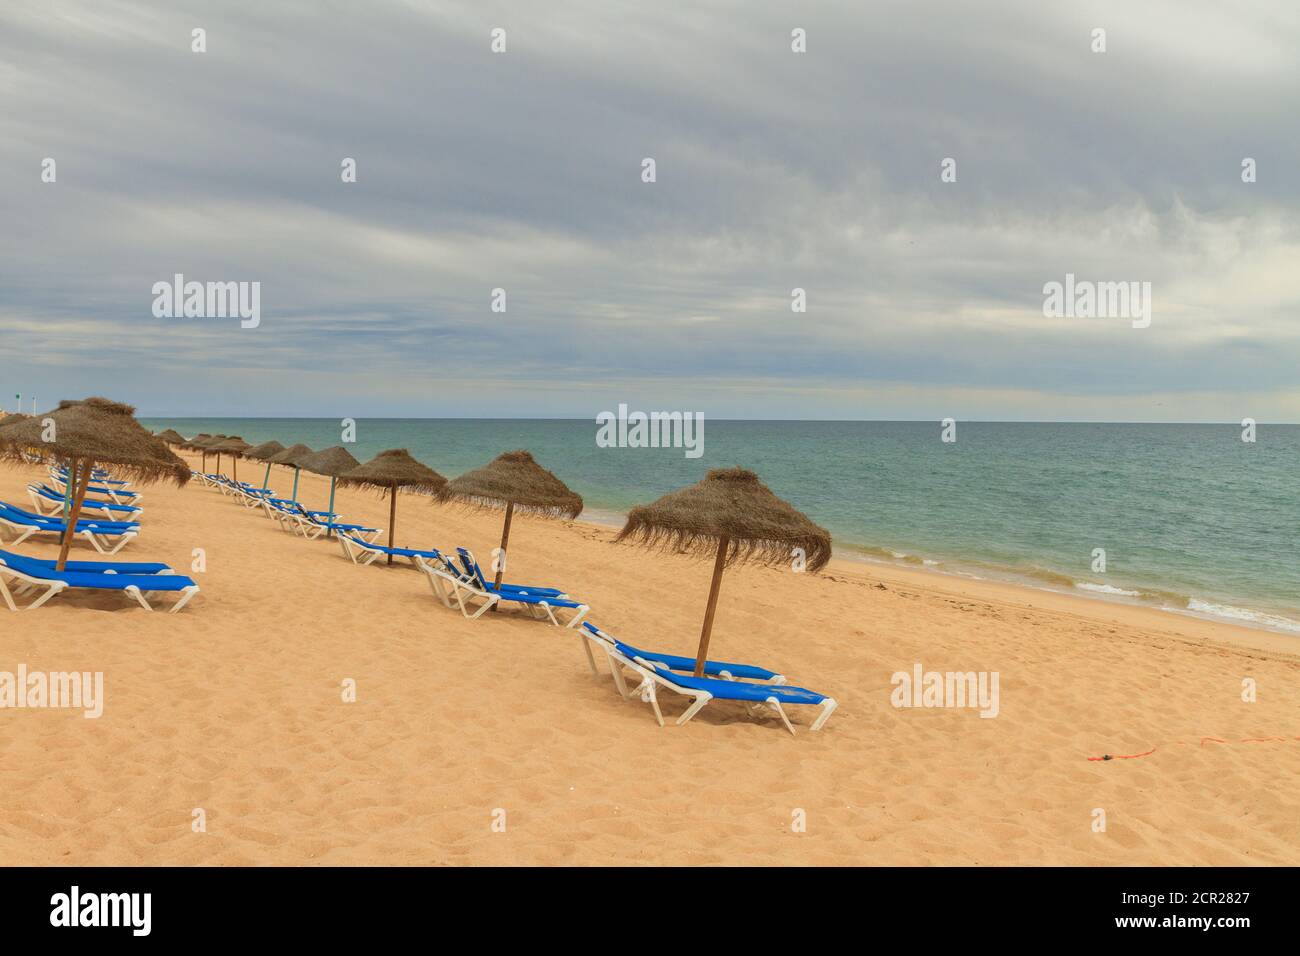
[141, 418, 1300, 636]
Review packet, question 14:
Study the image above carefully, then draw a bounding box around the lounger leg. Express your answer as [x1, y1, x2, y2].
[766, 697, 796, 736]
[169, 586, 199, 613]
[565, 605, 591, 630]
[465, 593, 497, 620]
[640, 682, 665, 727]
[424, 571, 452, 608]
[605, 658, 633, 698]
[0, 575, 18, 611]
[810, 697, 837, 731]
[26, 583, 65, 610]
[125, 585, 154, 611]
[580, 635, 599, 674]
[675, 693, 711, 727]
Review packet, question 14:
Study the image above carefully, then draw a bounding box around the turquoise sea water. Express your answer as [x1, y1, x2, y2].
[142, 418, 1300, 635]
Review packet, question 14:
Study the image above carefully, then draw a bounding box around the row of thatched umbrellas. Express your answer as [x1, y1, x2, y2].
[166, 433, 831, 673]
[3, 399, 832, 675]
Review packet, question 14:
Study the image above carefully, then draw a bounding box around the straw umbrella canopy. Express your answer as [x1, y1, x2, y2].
[209, 436, 250, 483]
[0, 397, 188, 569]
[297, 446, 362, 535]
[267, 443, 315, 502]
[435, 450, 583, 589]
[339, 449, 447, 564]
[156, 428, 186, 445]
[615, 467, 831, 676]
[243, 440, 286, 489]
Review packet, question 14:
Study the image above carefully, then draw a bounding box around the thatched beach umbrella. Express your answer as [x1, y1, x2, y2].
[339, 449, 447, 564]
[435, 450, 583, 589]
[196, 434, 231, 475]
[209, 436, 250, 483]
[243, 440, 286, 489]
[616, 468, 831, 675]
[156, 428, 186, 445]
[187, 434, 225, 473]
[0, 397, 188, 569]
[267, 443, 315, 502]
[297, 446, 361, 534]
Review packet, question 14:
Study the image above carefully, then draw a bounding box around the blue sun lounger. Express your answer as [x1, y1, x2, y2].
[454, 547, 567, 597]
[338, 533, 443, 567]
[55, 465, 131, 486]
[49, 469, 140, 503]
[0, 502, 139, 555]
[579, 624, 836, 734]
[29, 483, 143, 519]
[0, 547, 199, 612]
[294, 508, 380, 540]
[415, 554, 589, 627]
[579, 622, 785, 683]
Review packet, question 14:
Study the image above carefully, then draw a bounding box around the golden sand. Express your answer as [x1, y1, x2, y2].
[2, 454, 1298, 865]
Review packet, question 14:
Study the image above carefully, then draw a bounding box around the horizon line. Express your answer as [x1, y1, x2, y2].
[130, 415, 1300, 426]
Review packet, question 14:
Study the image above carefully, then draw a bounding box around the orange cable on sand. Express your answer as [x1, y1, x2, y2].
[1089, 734, 1298, 761]
[1087, 747, 1157, 762]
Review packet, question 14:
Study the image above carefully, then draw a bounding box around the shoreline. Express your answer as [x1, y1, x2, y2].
[574, 506, 1300, 643]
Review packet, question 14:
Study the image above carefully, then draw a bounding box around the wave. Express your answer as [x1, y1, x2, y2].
[1075, 582, 1141, 597]
[1184, 599, 1300, 634]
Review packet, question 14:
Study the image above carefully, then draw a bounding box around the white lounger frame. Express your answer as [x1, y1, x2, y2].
[0, 516, 138, 556]
[579, 628, 836, 735]
[338, 534, 435, 567]
[0, 562, 198, 613]
[286, 512, 381, 542]
[415, 557, 589, 628]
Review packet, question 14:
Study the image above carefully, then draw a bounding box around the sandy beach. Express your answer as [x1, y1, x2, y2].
[2, 452, 1298, 866]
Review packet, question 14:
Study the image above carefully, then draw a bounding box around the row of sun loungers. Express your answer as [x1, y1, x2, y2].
[336, 534, 834, 733]
[200, 474, 386, 541]
[0, 468, 198, 612]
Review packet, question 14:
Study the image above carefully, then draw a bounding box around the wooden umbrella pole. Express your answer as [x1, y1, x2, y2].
[492, 501, 515, 592]
[232, 456, 238, 484]
[291, 467, 300, 502]
[262, 461, 272, 488]
[56, 458, 91, 571]
[387, 485, 398, 566]
[694, 534, 730, 676]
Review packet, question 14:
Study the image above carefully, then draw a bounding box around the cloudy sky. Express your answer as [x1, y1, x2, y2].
[1, 0, 1297, 420]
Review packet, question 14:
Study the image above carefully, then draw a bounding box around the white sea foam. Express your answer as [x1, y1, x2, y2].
[1075, 582, 1141, 597]
[1184, 599, 1300, 634]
